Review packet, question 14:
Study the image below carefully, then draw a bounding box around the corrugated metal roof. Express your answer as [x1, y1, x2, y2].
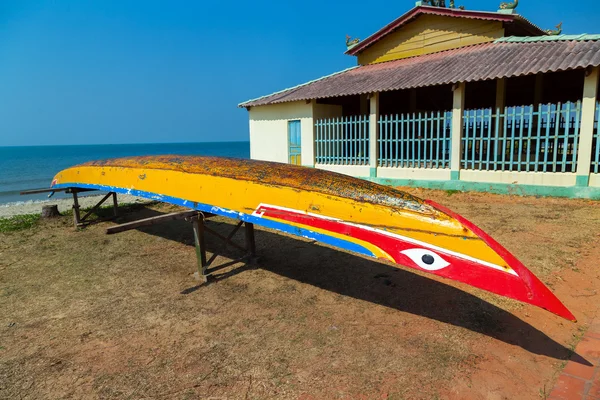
[496, 34, 600, 42]
[239, 40, 600, 108]
[239, 66, 359, 108]
[345, 6, 546, 55]
[511, 15, 546, 37]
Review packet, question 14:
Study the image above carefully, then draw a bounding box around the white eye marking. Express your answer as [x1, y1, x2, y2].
[400, 248, 450, 271]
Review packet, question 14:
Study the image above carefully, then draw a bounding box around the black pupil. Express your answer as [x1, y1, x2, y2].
[421, 254, 435, 265]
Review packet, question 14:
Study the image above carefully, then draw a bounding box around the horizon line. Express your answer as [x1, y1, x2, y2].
[0, 140, 250, 148]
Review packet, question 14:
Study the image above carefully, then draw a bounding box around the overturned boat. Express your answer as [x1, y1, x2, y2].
[51, 155, 575, 321]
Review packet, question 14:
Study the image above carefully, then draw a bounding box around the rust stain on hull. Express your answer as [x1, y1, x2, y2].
[82, 156, 434, 214]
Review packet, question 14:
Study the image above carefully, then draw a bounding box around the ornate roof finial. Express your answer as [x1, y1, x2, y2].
[545, 22, 563, 35]
[499, 0, 518, 10]
[429, 0, 446, 6]
[418, 0, 463, 8]
[346, 35, 360, 50]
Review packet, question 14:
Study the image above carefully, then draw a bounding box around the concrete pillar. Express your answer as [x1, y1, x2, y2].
[451, 82, 465, 179]
[304, 100, 316, 167]
[576, 66, 599, 186]
[369, 93, 379, 177]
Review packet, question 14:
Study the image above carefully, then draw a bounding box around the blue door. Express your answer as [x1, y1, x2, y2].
[288, 120, 301, 165]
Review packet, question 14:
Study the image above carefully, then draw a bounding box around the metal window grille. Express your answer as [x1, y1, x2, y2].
[314, 116, 370, 165]
[461, 102, 582, 172]
[377, 111, 452, 168]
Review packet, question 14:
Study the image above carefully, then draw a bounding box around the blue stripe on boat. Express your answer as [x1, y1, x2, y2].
[54, 183, 376, 259]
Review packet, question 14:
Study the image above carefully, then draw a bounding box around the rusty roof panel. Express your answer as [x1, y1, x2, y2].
[240, 40, 600, 108]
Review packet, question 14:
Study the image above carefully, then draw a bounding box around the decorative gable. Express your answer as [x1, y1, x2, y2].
[357, 14, 504, 65]
[346, 6, 546, 66]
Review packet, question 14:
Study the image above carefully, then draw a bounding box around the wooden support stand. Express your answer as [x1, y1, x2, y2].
[106, 210, 199, 234]
[20, 187, 69, 196]
[20, 186, 106, 227]
[107, 210, 257, 284]
[23, 186, 258, 285]
[71, 190, 118, 228]
[187, 213, 257, 283]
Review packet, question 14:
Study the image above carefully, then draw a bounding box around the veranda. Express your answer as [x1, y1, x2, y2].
[312, 67, 599, 192]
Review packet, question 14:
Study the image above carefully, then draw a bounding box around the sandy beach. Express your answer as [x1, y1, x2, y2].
[0, 193, 147, 218]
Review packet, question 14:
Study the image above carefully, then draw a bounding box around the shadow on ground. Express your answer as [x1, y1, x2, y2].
[105, 204, 591, 366]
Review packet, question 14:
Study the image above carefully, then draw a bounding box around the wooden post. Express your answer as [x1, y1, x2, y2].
[451, 82, 465, 179]
[72, 191, 81, 228]
[245, 222, 256, 257]
[112, 192, 118, 217]
[191, 216, 208, 282]
[576, 66, 600, 186]
[107, 210, 199, 234]
[77, 192, 113, 224]
[369, 92, 379, 177]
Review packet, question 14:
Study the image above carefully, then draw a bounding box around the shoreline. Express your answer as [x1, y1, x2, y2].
[0, 194, 148, 218]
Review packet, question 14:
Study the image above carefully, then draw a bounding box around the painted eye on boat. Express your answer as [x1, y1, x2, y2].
[400, 248, 450, 271]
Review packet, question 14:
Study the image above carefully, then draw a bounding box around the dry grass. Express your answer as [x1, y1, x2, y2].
[1, 192, 599, 399]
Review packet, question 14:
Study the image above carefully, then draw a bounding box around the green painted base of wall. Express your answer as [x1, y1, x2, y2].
[361, 177, 600, 200]
[576, 175, 590, 186]
[450, 171, 460, 181]
[302, 164, 314, 168]
[369, 167, 377, 178]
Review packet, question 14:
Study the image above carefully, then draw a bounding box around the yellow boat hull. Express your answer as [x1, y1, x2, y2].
[51, 156, 575, 321]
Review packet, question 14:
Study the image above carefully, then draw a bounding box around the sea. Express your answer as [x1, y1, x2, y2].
[0, 142, 250, 205]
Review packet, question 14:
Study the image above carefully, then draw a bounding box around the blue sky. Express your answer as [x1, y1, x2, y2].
[0, 0, 598, 146]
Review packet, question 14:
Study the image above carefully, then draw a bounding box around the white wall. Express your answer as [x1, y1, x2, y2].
[248, 101, 313, 164]
[460, 170, 577, 186]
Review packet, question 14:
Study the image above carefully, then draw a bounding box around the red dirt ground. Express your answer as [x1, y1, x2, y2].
[1, 190, 599, 399]
[408, 189, 600, 400]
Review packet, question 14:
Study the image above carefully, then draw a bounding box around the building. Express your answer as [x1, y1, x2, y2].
[239, 2, 600, 198]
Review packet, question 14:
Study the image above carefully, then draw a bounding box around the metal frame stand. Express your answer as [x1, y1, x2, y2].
[188, 212, 257, 283]
[71, 189, 118, 228]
